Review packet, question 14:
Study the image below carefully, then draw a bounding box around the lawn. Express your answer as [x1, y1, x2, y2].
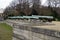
[0, 23, 13, 40]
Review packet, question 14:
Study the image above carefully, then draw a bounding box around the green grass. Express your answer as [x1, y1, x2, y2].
[0, 23, 12, 40]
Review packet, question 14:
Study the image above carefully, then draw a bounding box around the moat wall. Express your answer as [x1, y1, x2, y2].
[12, 24, 60, 40]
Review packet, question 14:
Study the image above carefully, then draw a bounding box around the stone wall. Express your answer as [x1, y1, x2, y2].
[13, 24, 60, 40]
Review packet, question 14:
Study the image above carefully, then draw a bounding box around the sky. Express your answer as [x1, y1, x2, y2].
[41, 0, 47, 5]
[0, 0, 13, 9]
[41, 0, 48, 6]
[0, 0, 47, 9]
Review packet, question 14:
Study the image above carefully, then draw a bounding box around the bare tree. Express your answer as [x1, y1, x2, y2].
[47, 0, 60, 7]
[4, 0, 42, 16]
[32, 0, 41, 9]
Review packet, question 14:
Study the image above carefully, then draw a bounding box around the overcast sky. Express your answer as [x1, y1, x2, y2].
[0, 0, 47, 9]
[41, 0, 47, 5]
[0, 0, 13, 9]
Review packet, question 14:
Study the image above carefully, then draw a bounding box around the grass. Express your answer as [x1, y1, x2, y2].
[0, 23, 12, 40]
